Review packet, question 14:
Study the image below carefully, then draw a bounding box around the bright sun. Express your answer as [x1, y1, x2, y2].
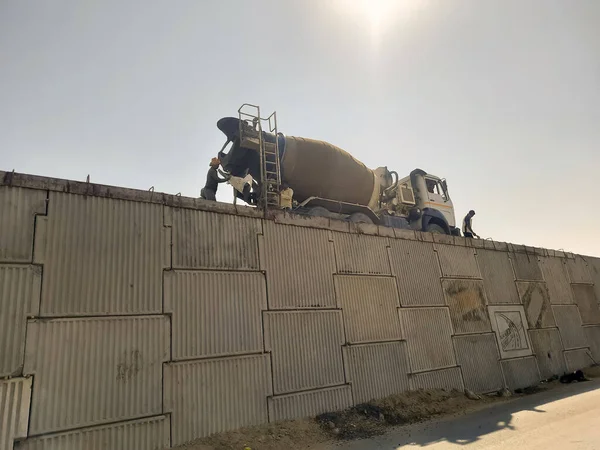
[334, 0, 425, 41]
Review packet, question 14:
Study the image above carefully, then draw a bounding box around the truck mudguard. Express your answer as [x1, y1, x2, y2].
[421, 208, 451, 234]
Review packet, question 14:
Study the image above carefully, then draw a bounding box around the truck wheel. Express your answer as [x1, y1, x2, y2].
[349, 213, 373, 224]
[307, 206, 331, 218]
[426, 223, 445, 234]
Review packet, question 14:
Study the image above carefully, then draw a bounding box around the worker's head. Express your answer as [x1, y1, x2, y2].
[210, 157, 220, 168]
[469, 210, 476, 217]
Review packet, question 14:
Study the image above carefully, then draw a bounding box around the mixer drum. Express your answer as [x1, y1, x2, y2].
[281, 136, 377, 207]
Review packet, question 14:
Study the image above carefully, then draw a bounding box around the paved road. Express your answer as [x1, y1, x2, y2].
[332, 380, 600, 450]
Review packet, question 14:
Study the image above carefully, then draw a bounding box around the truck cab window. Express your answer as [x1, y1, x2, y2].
[426, 179, 438, 194]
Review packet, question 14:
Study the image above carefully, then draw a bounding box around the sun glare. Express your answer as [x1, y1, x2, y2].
[334, 0, 426, 43]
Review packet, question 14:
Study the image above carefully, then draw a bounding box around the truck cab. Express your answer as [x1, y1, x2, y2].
[423, 175, 456, 228]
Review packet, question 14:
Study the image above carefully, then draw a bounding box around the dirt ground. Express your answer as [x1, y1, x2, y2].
[173, 367, 600, 450]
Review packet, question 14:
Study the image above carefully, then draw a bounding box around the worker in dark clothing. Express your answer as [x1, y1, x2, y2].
[462, 210, 479, 238]
[200, 157, 229, 201]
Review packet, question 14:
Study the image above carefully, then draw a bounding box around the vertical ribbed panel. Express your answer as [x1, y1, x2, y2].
[408, 367, 464, 392]
[477, 249, 519, 304]
[164, 354, 272, 444]
[488, 305, 533, 359]
[0, 377, 31, 450]
[454, 334, 504, 393]
[566, 256, 592, 284]
[552, 305, 588, 350]
[435, 245, 480, 279]
[539, 257, 573, 304]
[442, 279, 491, 335]
[0, 265, 41, 377]
[24, 316, 169, 434]
[343, 342, 409, 403]
[263, 222, 336, 309]
[37, 193, 168, 315]
[501, 357, 541, 390]
[572, 284, 600, 325]
[164, 270, 266, 360]
[529, 328, 567, 379]
[264, 311, 345, 394]
[332, 232, 391, 275]
[171, 209, 261, 270]
[517, 282, 555, 329]
[583, 325, 600, 363]
[510, 253, 543, 281]
[389, 240, 445, 306]
[0, 187, 46, 262]
[399, 307, 456, 372]
[335, 276, 402, 343]
[15, 415, 170, 450]
[589, 257, 600, 306]
[564, 348, 593, 372]
[268, 385, 353, 422]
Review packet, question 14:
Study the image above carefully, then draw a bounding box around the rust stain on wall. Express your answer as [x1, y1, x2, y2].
[443, 279, 491, 334]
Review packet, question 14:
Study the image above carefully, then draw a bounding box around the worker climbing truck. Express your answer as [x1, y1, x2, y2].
[216, 104, 460, 236]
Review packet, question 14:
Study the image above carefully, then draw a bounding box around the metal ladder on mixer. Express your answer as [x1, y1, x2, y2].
[237, 104, 281, 213]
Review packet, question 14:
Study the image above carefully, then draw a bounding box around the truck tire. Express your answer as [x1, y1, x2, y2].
[426, 223, 445, 234]
[349, 212, 373, 224]
[307, 206, 331, 218]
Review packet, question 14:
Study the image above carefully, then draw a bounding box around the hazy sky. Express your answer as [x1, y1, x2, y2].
[1, 1, 599, 256]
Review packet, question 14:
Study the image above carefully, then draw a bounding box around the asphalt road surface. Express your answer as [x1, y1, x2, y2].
[333, 380, 600, 450]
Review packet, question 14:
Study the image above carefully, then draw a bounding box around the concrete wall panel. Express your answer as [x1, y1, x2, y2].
[443, 279, 491, 335]
[35, 193, 168, 315]
[454, 334, 504, 393]
[572, 284, 600, 325]
[0, 377, 31, 450]
[583, 325, 600, 362]
[335, 276, 402, 343]
[0, 265, 41, 377]
[517, 282, 555, 329]
[268, 385, 352, 422]
[333, 233, 391, 275]
[588, 257, 600, 306]
[164, 270, 266, 360]
[389, 240, 445, 306]
[477, 249, 519, 304]
[488, 305, 533, 359]
[501, 357, 541, 390]
[408, 367, 464, 392]
[564, 348, 593, 372]
[399, 307, 456, 372]
[172, 208, 261, 270]
[343, 342, 409, 404]
[264, 311, 345, 394]
[528, 328, 566, 380]
[553, 305, 587, 350]
[24, 316, 169, 434]
[566, 256, 592, 284]
[164, 354, 271, 445]
[0, 187, 46, 262]
[511, 253, 543, 281]
[263, 223, 336, 309]
[435, 245, 480, 279]
[15, 416, 170, 450]
[539, 257, 573, 304]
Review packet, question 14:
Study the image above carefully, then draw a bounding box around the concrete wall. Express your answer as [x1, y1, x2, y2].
[2, 171, 600, 449]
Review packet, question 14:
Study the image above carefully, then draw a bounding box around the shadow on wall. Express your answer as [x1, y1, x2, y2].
[342, 382, 599, 449]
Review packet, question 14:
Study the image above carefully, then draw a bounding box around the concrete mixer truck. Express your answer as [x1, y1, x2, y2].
[215, 105, 459, 236]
